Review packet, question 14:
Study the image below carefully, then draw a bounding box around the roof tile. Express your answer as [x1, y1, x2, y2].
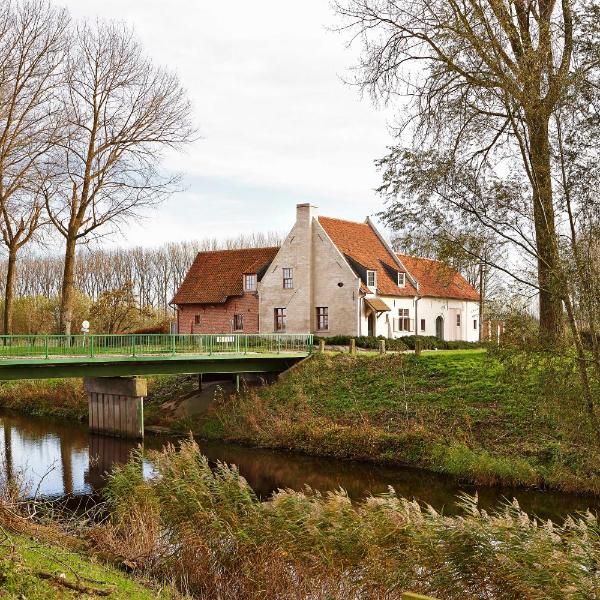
[172, 247, 279, 305]
[318, 216, 417, 297]
[397, 254, 480, 301]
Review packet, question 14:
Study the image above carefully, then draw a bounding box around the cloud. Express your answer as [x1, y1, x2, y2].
[59, 0, 394, 246]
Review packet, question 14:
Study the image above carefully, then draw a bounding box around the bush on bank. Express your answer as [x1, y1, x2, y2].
[91, 439, 600, 600]
[200, 350, 600, 494]
[314, 334, 481, 351]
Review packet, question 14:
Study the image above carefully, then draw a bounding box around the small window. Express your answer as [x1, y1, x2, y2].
[274, 307, 286, 332]
[316, 307, 329, 331]
[456, 313, 461, 327]
[244, 274, 257, 292]
[367, 270, 376, 289]
[399, 308, 410, 331]
[420, 318, 426, 332]
[233, 314, 244, 331]
[194, 315, 201, 325]
[397, 272, 406, 287]
[473, 319, 478, 330]
[283, 268, 293, 289]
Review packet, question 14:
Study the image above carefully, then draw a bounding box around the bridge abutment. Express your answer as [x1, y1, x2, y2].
[84, 377, 146, 439]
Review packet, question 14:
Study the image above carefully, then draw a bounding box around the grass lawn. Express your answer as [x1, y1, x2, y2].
[198, 349, 600, 494]
[0, 531, 179, 599]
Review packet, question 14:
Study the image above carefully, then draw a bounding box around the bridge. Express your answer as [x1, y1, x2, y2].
[0, 333, 313, 438]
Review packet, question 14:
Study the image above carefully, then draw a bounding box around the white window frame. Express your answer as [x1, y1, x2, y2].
[283, 268, 293, 289]
[397, 272, 406, 287]
[244, 273, 257, 292]
[366, 270, 377, 290]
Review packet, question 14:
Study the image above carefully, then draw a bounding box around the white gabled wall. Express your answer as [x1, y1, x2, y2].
[258, 204, 360, 336]
[359, 296, 480, 342]
[258, 204, 480, 342]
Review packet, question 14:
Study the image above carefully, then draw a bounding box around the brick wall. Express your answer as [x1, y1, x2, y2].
[177, 293, 260, 334]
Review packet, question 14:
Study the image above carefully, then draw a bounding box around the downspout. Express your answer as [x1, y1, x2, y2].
[415, 296, 420, 336]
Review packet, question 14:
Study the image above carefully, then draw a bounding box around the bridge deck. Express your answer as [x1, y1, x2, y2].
[0, 334, 312, 379]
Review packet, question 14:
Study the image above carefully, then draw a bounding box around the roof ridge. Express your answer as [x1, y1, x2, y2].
[397, 253, 445, 264]
[193, 246, 281, 255]
[318, 215, 370, 226]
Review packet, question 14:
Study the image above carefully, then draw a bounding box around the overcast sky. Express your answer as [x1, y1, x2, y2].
[59, 0, 394, 247]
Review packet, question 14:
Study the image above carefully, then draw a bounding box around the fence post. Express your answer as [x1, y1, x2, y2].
[90, 335, 94, 359]
[45, 335, 49, 360]
[379, 339, 386, 355]
[415, 338, 422, 357]
[171, 333, 176, 356]
[319, 339, 325, 353]
[349, 338, 356, 355]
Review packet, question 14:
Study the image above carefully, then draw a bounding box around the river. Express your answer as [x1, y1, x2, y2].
[1, 409, 598, 522]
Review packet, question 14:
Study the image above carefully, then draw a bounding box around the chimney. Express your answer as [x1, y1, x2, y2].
[296, 203, 318, 225]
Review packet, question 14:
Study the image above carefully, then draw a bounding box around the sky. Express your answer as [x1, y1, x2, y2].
[59, 0, 395, 247]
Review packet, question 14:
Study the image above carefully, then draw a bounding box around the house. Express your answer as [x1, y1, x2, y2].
[172, 204, 480, 341]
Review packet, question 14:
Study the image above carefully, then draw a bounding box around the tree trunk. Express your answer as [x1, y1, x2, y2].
[527, 114, 563, 346]
[59, 234, 77, 336]
[3, 245, 18, 335]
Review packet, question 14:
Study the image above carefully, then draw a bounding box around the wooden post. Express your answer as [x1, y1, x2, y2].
[415, 338, 422, 356]
[379, 339, 386, 354]
[85, 377, 146, 439]
[402, 593, 438, 600]
[319, 339, 325, 353]
[349, 338, 356, 355]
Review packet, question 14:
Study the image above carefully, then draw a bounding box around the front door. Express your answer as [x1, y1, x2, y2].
[368, 313, 375, 337]
[435, 316, 444, 340]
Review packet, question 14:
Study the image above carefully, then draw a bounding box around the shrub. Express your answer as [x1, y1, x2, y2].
[315, 335, 408, 351]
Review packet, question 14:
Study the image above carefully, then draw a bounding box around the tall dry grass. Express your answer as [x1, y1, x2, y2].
[88, 439, 600, 599]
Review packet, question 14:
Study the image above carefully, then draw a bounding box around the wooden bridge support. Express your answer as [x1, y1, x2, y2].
[84, 376, 146, 439]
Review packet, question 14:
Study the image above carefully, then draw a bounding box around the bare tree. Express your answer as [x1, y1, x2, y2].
[0, 0, 67, 333]
[45, 20, 194, 335]
[334, 0, 583, 344]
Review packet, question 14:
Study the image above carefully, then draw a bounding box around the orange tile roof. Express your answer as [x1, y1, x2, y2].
[172, 247, 279, 305]
[398, 254, 480, 301]
[318, 216, 418, 297]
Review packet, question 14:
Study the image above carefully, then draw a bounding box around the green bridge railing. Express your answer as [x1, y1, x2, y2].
[0, 333, 314, 360]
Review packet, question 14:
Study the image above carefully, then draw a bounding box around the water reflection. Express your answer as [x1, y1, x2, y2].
[0, 409, 599, 522]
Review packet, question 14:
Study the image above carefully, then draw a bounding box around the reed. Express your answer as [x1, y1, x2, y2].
[90, 438, 600, 599]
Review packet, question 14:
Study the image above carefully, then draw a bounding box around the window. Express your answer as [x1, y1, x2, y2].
[367, 270, 376, 289]
[283, 268, 293, 289]
[233, 314, 244, 331]
[420, 318, 426, 332]
[194, 314, 201, 325]
[456, 313, 461, 327]
[473, 319, 478, 330]
[244, 273, 257, 292]
[394, 308, 411, 332]
[274, 308, 286, 331]
[316, 307, 329, 331]
[397, 272, 406, 287]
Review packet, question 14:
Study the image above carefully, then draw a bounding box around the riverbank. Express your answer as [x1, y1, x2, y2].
[196, 349, 600, 495]
[2, 349, 599, 496]
[0, 509, 180, 598]
[0, 373, 197, 422]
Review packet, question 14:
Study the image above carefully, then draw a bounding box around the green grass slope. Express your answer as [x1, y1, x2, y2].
[200, 349, 600, 494]
[0, 532, 178, 599]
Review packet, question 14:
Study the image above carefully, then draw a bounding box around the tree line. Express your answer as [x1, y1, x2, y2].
[0, 0, 195, 335]
[0, 232, 283, 332]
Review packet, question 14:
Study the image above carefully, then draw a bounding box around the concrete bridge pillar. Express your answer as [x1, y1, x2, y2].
[84, 377, 146, 439]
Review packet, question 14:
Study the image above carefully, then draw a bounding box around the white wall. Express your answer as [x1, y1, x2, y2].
[259, 204, 360, 335]
[358, 296, 480, 342]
